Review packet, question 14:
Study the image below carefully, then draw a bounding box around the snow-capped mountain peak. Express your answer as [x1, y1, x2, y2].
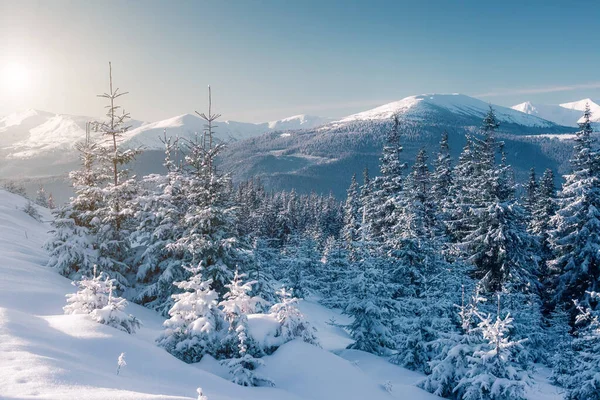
[267, 114, 333, 130]
[559, 98, 599, 111]
[511, 98, 600, 127]
[334, 93, 557, 128]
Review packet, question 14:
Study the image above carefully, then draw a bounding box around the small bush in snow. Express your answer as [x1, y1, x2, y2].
[23, 201, 41, 221]
[64, 268, 141, 334]
[116, 352, 126, 375]
[269, 287, 319, 347]
[196, 387, 208, 400]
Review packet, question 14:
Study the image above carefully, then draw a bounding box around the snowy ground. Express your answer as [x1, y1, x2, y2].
[0, 189, 564, 399]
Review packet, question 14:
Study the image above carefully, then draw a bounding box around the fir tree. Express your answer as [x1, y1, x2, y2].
[156, 267, 225, 363]
[92, 63, 141, 288]
[564, 291, 600, 399]
[344, 246, 395, 355]
[455, 296, 532, 400]
[550, 104, 600, 312]
[431, 130, 453, 228]
[35, 185, 49, 208]
[341, 174, 361, 249]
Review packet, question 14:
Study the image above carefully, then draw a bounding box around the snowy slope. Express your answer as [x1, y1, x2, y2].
[0, 188, 446, 400]
[511, 98, 600, 127]
[334, 93, 560, 128]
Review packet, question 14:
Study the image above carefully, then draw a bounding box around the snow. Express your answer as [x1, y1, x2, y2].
[512, 98, 600, 126]
[0, 110, 331, 160]
[267, 114, 333, 130]
[335, 93, 558, 128]
[0, 187, 565, 399]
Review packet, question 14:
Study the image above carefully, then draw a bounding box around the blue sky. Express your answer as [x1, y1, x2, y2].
[1, 0, 599, 122]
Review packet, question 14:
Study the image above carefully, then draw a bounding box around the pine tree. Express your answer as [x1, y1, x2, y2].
[530, 168, 557, 296]
[523, 168, 538, 215]
[156, 267, 225, 363]
[550, 104, 600, 312]
[219, 271, 261, 357]
[363, 115, 405, 244]
[564, 291, 600, 399]
[455, 296, 532, 400]
[457, 108, 539, 293]
[318, 236, 350, 309]
[35, 185, 49, 208]
[132, 135, 188, 315]
[418, 285, 485, 399]
[45, 204, 97, 278]
[47, 193, 55, 209]
[218, 272, 273, 387]
[548, 304, 576, 387]
[169, 88, 242, 298]
[92, 63, 141, 288]
[431, 130, 453, 229]
[341, 174, 361, 249]
[344, 246, 395, 355]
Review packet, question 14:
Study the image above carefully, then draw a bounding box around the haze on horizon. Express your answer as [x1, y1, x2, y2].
[1, 0, 599, 123]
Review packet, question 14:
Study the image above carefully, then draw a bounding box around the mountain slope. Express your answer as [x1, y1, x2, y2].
[222, 93, 576, 197]
[0, 188, 444, 400]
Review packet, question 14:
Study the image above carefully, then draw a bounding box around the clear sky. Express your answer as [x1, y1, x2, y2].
[1, 0, 599, 122]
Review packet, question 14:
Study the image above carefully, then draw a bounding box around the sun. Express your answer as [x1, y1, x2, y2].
[2, 63, 31, 93]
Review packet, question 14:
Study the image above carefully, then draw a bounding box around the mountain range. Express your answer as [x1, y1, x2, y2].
[511, 98, 600, 127]
[1, 93, 590, 201]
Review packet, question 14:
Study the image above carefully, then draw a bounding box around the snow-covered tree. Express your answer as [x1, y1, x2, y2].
[47, 193, 55, 209]
[418, 285, 485, 398]
[344, 248, 395, 355]
[523, 168, 538, 215]
[45, 204, 97, 279]
[318, 236, 350, 309]
[431, 130, 453, 228]
[563, 291, 600, 400]
[64, 268, 140, 334]
[35, 185, 49, 208]
[219, 271, 262, 357]
[156, 268, 225, 363]
[168, 88, 243, 298]
[341, 174, 361, 249]
[132, 135, 188, 315]
[269, 287, 319, 348]
[550, 105, 600, 312]
[363, 115, 405, 244]
[90, 283, 141, 334]
[455, 108, 539, 293]
[455, 296, 532, 400]
[548, 304, 576, 387]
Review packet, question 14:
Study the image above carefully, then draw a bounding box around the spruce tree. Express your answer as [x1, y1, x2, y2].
[550, 104, 600, 312]
[156, 267, 225, 363]
[92, 63, 141, 288]
[431, 131, 453, 234]
[341, 174, 361, 250]
[363, 115, 404, 245]
[564, 291, 600, 399]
